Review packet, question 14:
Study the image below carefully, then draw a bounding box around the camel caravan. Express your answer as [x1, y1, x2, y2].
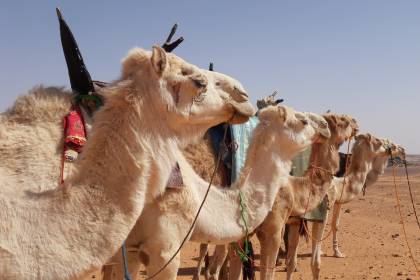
[0, 8, 410, 280]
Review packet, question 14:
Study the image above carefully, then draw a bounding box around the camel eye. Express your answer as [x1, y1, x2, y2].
[181, 69, 191, 76]
[215, 81, 221, 86]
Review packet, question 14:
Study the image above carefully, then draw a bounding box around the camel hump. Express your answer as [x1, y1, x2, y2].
[5, 86, 73, 123]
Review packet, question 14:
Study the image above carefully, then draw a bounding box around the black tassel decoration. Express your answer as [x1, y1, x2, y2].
[56, 8, 94, 95]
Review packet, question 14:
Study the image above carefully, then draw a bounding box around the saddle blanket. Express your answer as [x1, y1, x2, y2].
[230, 116, 259, 183]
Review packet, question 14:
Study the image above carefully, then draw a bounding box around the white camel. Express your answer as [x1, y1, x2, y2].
[106, 105, 331, 280]
[286, 134, 395, 280]
[0, 46, 254, 279]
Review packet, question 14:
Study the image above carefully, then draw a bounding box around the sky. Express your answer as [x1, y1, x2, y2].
[0, 1, 419, 153]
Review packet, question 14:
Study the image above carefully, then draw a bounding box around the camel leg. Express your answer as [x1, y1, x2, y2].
[206, 244, 229, 280]
[285, 223, 300, 280]
[332, 203, 345, 258]
[311, 220, 327, 280]
[101, 265, 114, 280]
[258, 229, 282, 280]
[145, 247, 181, 280]
[107, 248, 142, 280]
[194, 243, 209, 280]
[219, 254, 229, 280]
[227, 243, 242, 280]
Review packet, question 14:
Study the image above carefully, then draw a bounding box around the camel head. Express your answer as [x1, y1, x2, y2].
[322, 113, 359, 146]
[353, 133, 388, 161]
[381, 139, 406, 158]
[258, 105, 331, 155]
[119, 46, 254, 136]
[298, 112, 331, 143]
[204, 71, 255, 124]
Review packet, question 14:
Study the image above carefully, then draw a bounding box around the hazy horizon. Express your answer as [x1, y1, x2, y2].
[1, 1, 419, 153]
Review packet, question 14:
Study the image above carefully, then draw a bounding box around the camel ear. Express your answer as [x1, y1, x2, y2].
[354, 134, 364, 142]
[151, 45, 167, 76]
[365, 133, 372, 142]
[277, 106, 288, 122]
[329, 115, 338, 125]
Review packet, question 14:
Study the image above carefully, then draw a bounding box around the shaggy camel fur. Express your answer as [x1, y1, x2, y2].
[204, 114, 358, 280]
[0, 46, 254, 279]
[107, 105, 331, 280]
[286, 134, 394, 280]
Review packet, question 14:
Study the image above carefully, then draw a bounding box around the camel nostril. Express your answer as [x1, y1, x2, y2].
[193, 78, 207, 88]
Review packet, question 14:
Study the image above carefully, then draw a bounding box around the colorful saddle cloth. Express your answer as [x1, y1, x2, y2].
[230, 116, 259, 183]
[291, 148, 328, 222]
[63, 105, 87, 161]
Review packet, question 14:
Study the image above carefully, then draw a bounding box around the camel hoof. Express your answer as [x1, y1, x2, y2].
[333, 251, 345, 258]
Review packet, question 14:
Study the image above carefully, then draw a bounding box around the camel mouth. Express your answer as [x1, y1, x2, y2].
[228, 101, 255, 124]
[319, 128, 331, 139]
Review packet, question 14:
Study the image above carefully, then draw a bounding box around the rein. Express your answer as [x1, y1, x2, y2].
[389, 151, 420, 276]
[402, 156, 420, 230]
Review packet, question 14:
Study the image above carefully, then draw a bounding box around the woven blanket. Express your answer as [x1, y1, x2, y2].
[230, 116, 259, 183]
[291, 148, 328, 222]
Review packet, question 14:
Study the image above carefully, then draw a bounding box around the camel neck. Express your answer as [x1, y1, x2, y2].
[365, 155, 389, 188]
[190, 124, 294, 243]
[291, 141, 336, 215]
[336, 146, 378, 203]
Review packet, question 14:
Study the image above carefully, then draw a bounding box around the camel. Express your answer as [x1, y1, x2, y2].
[250, 114, 358, 280]
[286, 135, 397, 280]
[201, 113, 359, 280]
[0, 46, 254, 279]
[106, 105, 331, 280]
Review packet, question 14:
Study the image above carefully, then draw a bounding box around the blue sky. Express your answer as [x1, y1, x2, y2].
[1, 1, 419, 153]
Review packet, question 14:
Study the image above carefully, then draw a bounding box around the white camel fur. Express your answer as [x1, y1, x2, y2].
[107, 105, 331, 280]
[286, 134, 394, 280]
[0, 46, 255, 279]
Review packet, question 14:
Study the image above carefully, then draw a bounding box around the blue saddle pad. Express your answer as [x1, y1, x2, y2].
[230, 116, 259, 183]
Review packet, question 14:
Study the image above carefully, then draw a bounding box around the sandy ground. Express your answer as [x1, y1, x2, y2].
[87, 166, 420, 279]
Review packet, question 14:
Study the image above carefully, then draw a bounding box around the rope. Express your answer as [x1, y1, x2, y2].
[402, 157, 420, 230]
[121, 242, 133, 280]
[301, 138, 352, 243]
[390, 152, 419, 277]
[144, 123, 231, 280]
